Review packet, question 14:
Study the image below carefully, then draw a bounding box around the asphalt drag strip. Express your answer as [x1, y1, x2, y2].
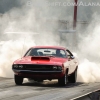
[0, 77, 100, 100]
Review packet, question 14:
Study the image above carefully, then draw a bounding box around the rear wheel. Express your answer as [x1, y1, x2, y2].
[58, 73, 68, 86]
[14, 75, 23, 85]
[68, 68, 77, 83]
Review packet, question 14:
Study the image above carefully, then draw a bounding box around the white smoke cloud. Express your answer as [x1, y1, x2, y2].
[78, 59, 100, 82]
[77, 13, 100, 83]
[0, 39, 35, 77]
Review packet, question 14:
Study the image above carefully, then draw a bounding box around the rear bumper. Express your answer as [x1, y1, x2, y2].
[13, 69, 64, 79]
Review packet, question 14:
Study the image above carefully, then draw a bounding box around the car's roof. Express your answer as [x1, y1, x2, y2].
[30, 46, 67, 50]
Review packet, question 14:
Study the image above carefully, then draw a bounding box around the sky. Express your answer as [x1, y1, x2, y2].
[0, 0, 100, 21]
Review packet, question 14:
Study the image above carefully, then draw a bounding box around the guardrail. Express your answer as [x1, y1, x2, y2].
[71, 89, 100, 100]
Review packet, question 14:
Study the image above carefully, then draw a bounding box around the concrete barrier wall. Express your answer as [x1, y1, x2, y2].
[72, 90, 100, 100]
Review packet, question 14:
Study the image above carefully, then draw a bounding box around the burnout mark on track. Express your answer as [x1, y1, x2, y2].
[0, 77, 13, 81]
[22, 80, 84, 89]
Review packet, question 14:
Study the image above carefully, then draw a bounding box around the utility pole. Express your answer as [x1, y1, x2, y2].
[73, 0, 78, 50]
[73, 0, 78, 29]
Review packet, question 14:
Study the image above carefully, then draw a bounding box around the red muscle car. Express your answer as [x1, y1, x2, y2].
[12, 46, 78, 86]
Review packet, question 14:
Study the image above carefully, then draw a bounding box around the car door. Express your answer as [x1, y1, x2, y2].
[66, 49, 77, 74]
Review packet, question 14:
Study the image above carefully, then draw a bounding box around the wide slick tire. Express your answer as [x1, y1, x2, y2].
[14, 75, 23, 85]
[68, 68, 77, 83]
[58, 73, 68, 86]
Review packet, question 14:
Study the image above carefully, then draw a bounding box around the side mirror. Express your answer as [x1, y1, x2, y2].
[68, 55, 75, 59]
[70, 56, 75, 59]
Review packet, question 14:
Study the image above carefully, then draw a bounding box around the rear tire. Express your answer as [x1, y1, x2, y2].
[68, 68, 77, 83]
[58, 73, 68, 86]
[14, 75, 23, 85]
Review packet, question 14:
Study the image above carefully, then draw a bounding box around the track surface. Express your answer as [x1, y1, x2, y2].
[0, 77, 100, 100]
